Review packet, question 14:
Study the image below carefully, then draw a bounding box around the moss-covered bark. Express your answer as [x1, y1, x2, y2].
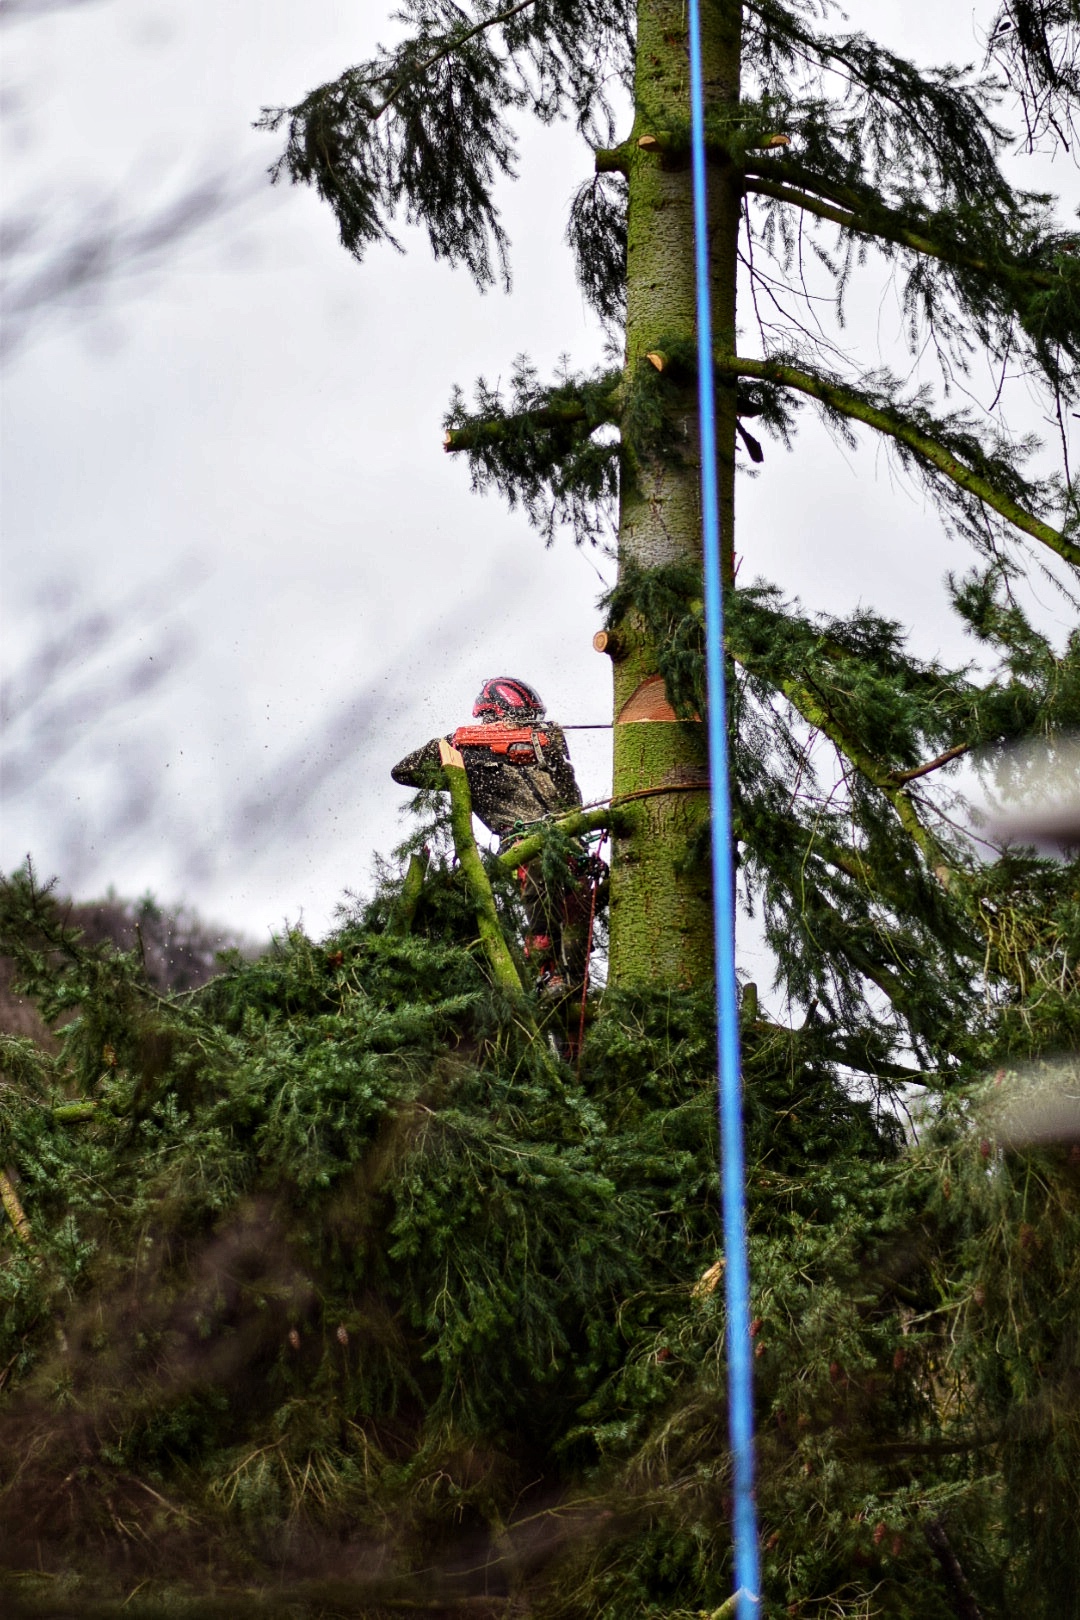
[386, 849, 429, 936]
[438, 742, 529, 1003]
[607, 0, 742, 987]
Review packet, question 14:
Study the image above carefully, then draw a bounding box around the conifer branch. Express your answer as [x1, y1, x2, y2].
[786, 875, 924, 1014]
[742, 157, 1070, 293]
[891, 743, 972, 784]
[52, 1102, 98, 1123]
[262, 0, 633, 289]
[744, 174, 956, 266]
[442, 360, 623, 542]
[719, 355, 1080, 569]
[0, 1169, 33, 1247]
[369, 0, 540, 121]
[738, 816, 906, 946]
[387, 850, 430, 936]
[704, 1596, 741, 1620]
[924, 1519, 987, 1620]
[443, 394, 617, 452]
[758, 816, 878, 894]
[494, 805, 618, 871]
[728, 641, 947, 874]
[742, 3, 1009, 198]
[593, 145, 631, 175]
[438, 741, 529, 1003]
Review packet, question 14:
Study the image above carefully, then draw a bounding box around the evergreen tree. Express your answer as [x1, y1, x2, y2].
[261, 0, 1080, 1023]
[2, 7, 1080, 1618]
[0, 849, 1077, 1616]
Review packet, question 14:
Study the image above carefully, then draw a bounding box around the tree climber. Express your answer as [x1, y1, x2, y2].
[391, 677, 601, 994]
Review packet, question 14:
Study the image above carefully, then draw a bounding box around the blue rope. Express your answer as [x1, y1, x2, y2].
[685, 7, 762, 1616]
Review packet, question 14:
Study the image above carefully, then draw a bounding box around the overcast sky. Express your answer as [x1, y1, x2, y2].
[1, 0, 1077, 944]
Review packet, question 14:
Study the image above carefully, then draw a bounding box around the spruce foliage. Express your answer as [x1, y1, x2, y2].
[262, 0, 1080, 985]
[3, 1, 1080, 1614]
[248, 0, 1079, 1602]
[1, 852, 1078, 1615]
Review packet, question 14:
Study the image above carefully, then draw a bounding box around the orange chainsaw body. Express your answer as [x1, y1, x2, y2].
[452, 725, 549, 756]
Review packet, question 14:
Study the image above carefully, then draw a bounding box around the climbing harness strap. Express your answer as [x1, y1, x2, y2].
[686, 0, 761, 1611]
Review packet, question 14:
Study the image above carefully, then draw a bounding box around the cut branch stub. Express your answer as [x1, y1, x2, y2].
[634, 130, 690, 170]
[438, 739, 466, 771]
[593, 628, 628, 660]
[593, 144, 631, 175]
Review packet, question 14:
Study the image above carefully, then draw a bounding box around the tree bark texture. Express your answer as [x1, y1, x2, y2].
[607, 0, 742, 987]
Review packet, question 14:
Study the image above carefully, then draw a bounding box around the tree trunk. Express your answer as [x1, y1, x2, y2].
[606, 0, 742, 987]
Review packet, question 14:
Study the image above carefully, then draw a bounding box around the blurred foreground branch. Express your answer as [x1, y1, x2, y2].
[1, 166, 263, 361]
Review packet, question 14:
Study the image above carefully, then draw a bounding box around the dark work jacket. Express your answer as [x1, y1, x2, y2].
[391, 724, 582, 840]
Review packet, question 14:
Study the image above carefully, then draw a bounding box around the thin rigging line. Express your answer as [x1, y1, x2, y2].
[686, 1, 762, 1614]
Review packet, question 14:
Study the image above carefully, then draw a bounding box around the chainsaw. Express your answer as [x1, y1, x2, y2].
[452, 724, 550, 763]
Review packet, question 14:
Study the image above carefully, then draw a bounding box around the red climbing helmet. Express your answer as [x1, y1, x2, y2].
[472, 677, 545, 723]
